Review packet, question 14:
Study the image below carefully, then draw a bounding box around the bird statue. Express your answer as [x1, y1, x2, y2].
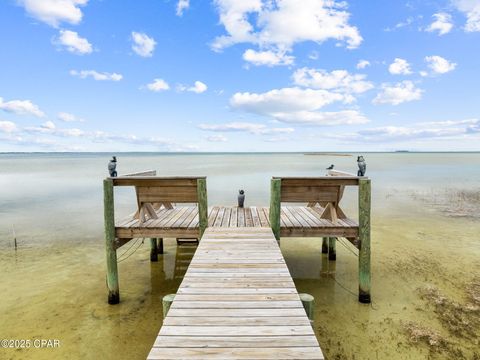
[238, 190, 245, 208]
[326, 164, 334, 170]
[108, 156, 118, 177]
[357, 156, 366, 176]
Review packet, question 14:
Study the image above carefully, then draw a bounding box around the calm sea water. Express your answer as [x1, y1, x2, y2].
[1, 152, 479, 244]
[0, 152, 479, 360]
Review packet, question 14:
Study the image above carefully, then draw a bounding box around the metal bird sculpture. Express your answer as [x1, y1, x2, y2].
[326, 164, 334, 170]
[108, 156, 118, 177]
[357, 156, 366, 176]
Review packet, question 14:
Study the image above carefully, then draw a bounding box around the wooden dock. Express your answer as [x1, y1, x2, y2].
[147, 227, 324, 360]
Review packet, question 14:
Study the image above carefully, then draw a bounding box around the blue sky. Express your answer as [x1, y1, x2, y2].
[0, 0, 479, 152]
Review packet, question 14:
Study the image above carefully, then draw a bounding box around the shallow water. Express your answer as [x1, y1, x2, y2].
[0, 153, 479, 359]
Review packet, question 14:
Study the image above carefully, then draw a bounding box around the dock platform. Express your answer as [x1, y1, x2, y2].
[147, 227, 324, 360]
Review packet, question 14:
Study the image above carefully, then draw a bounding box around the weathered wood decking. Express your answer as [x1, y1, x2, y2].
[147, 227, 324, 360]
[115, 205, 359, 239]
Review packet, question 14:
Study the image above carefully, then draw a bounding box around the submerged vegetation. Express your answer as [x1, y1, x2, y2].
[410, 188, 480, 218]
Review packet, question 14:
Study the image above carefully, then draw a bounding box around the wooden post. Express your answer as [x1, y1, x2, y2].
[162, 294, 175, 318]
[157, 238, 164, 254]
[321, 237, 328, 254]
[299, 293, 315, 323]
[104, 178, 119, 304]
[150, 238, 158, 262]
[358, 178, 371, 304]
[328, 237, 336, 261]
[197, 178, 208, 239]
[269, 178, 281, 241]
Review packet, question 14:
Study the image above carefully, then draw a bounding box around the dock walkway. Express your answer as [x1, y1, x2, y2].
[147, 227, 324, 360]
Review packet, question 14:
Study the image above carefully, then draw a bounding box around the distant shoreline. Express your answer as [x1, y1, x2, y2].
[304, 152, 353, 157]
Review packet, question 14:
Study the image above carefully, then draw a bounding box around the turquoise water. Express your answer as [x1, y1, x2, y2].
[0, 152, 479, 359]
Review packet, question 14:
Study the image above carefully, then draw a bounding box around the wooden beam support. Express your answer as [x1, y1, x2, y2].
[321, 237, 328, 254]
[104, 178, 119, 304]
[157, 238, 164, 254]
[358, 178, 371, 304]
[328, 237, 336, 261]
[269, 178, 281, 241]
[150, 238, 158, 262]
[197, 178, 208, 238]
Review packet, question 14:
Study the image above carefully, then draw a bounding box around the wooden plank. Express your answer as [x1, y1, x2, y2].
[154, 334, 318, 346]
[159, 326, 314, 336]
[250, 206, 262, 227]
[137, 186, 198, 203]
[197, 178, 208, 237]
[237, 207, 245, 227]
[275, 176, 359, 186]
[221, 207, 231, 227]
[167, 308, 306, 317]
[148, 347, 323, 359]
[281, 186, 339, 203]
[245, 207, 254, 227]
[173, 294, 299, 301]
[112, 177, 203, 187]
[214, 207, 226, 227]
[208, 206, 220, 227]
[230, 206, 238, 227]
[170, 301, 301, 309]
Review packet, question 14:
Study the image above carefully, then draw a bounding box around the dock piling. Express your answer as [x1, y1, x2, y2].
[162, 294, 175, 318]
[104, 178, 120, 304]
[150, 238, 158, 262]
[157, 238, 164, 254]
[197, 178, 208, 238]
[299, 293, 315, 323]
[321, 237, 328, 254]
[269, 178, 281, 241]
[358, 178, 371, 304]
[328, 237, 336, 261]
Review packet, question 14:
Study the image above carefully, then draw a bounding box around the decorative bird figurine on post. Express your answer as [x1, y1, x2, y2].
[357, 156, 366, 176]
[108, 156, 118, 177]
[326, 164, 334, 170]
[238, 190, 245, 208]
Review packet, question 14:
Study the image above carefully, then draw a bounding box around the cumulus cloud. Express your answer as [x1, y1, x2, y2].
[426, 13, 454, 35]
[178, 81, 208, 94]
[292, 68, 374, 95]
[452, 0, 480, 32]
[146, 78, 170, 92]
[57, 112, 84, 122]
[230, 87, 368, 126]
[243, 49, 294, 66]
[206, 134, 228, 142]
[0, 120, 18, 133]
[212, 0, 362, 66]
[388, 58, 412, 75]
[70, 70, 123, 81]
[131, 32, 156, 57]
[0, 97, 45, 117]
[356, 60, 370, 69]
[425, 55, 457, 74]
[17, 0, 88, 27]
[54, 30, 92, 54]
[198, 121, 294, 135]
[176, 0, 190, 16]
[373, 81, 423, 105]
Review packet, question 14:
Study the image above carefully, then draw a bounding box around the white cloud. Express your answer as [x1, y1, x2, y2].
[57, 112, 84, 122]
[54, 30, 92, 54]
[18, 0, 88, 27]
[70, 70, 123, 81]
[178, 81, 208, 94]
[176, 0, 190, 16]
[230, 87, 368, 126]
[198, 121, 294, 135]
[206, 134, 228, 142]
[356, 60, 370, 69]
[373, 81, 423, 105]
[212, 0, 362, 66]
[425, 55, 457, 74]
[131, 32, 156, 57]
[292, 68, 374, 94]
[243, 49, 294, 66]
[0, 120, 18, 133]
[0, 97, 45, 117]
[452, 0, 480, 32]
[146, 78, 170, 92]
[42, 120, 56, 130]
[426, 13, 454, 35]
[388, 58, 412, 75]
